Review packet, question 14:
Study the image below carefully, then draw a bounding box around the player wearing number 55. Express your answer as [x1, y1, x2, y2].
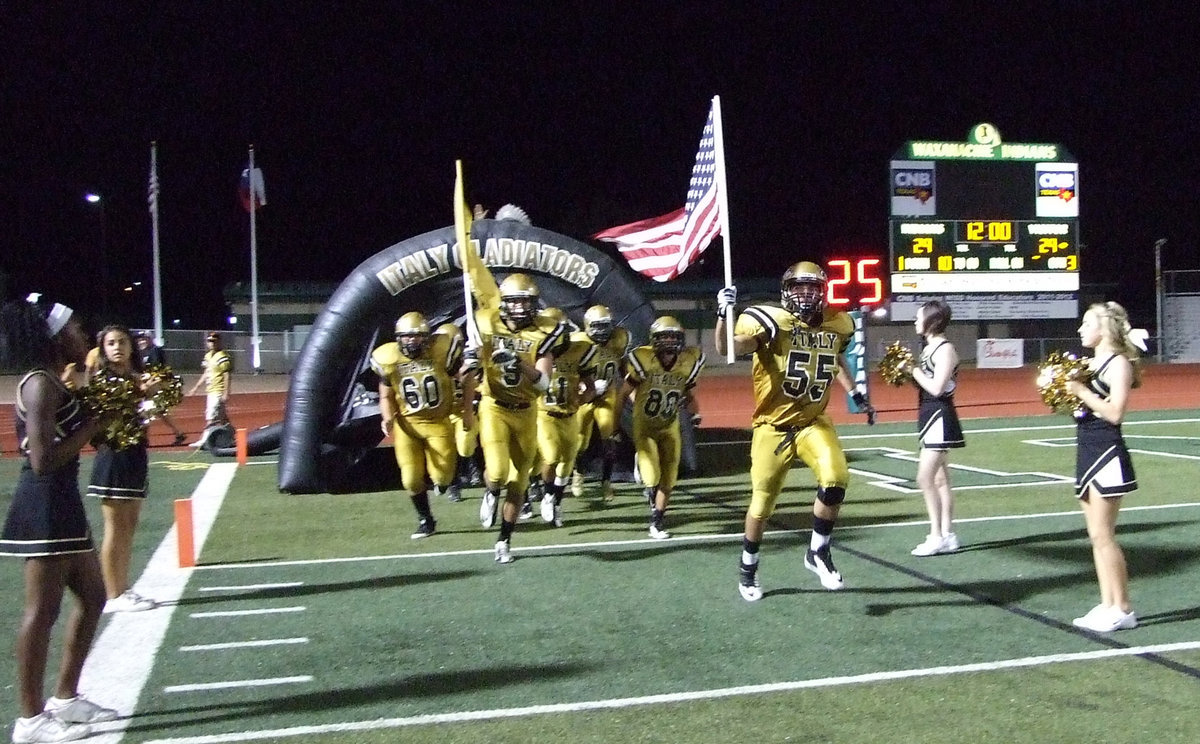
[715, 261, 876, 602]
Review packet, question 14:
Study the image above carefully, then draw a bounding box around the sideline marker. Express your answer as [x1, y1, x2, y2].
[236, 427, 248, 466]
[175, 499, 195, 568]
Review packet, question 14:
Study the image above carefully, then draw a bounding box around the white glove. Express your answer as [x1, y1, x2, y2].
[716, 286, 738, 319]
[592, 379, 609, 396]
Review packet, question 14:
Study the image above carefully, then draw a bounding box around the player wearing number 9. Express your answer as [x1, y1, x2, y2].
[371, 311, 462, 540]
[715, 260, 874, 601]
[619, 316, 705, 540]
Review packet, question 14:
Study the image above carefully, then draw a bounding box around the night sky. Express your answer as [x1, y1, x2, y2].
[3, 5, 1197, 329]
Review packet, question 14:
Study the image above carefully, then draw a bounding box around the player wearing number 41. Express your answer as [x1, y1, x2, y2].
[715, 261, 876, 602]
[372, 312, 463, 540]
[534, 308, 599, 528]
[902, 300, 965, 557]
[1064, 301, 1146, 633]
[462, 273, 569, 564]
[618, 316, 705, 540]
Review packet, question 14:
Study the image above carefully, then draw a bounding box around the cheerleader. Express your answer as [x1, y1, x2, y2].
[0, 298, 119, 742]
[88, 325, 157, 613]
[1065, 302, 1144, 633]
[907, 300, 964, 556]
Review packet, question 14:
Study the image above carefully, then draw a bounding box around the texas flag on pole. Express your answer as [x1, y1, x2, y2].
[239, 167, 267, 212]
[595, 101, 724, 282]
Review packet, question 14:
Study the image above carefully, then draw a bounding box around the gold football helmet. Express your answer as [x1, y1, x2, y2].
[434, 322, 464, 342]
[649, 315, 685, 355]
[394, 311, 431, 358]
[584, 304, 614, 345]
[498, 273, 539, 329]
[781, 260, 827, 326]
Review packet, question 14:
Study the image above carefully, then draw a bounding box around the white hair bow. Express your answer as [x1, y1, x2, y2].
[1128, 328, 1149, 352]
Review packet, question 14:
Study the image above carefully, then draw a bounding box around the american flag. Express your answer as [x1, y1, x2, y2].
[595, 102, 722, 282]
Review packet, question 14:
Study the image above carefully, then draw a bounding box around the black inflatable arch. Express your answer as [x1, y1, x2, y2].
[277, 219, 657, 493]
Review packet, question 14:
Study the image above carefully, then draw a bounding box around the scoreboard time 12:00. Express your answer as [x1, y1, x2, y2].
[893, 219, 1077, 273]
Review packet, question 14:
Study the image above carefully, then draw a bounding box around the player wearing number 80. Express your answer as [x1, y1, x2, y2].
[715, 261, 876, 601]
[620, 316, 705, 539]
[372, 312, 462, 540]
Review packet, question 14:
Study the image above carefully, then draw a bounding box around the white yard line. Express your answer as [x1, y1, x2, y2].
[164, 676, 312, 694]
[196, 501, 1200, 571]
[141, 641, 1200, 744]
[190, 606, 306, 618]
[79, 463, 238, 743]
[180, 638, 308, 652]
[197, 582, 304, 592]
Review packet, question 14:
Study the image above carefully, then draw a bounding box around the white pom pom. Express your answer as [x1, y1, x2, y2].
[495, 204, 531, 225]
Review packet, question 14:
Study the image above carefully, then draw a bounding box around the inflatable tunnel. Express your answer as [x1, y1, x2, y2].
[277, 219, 662, 493]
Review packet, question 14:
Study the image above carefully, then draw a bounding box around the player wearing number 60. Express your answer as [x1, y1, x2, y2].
[372, 312, 463, 541]
[618, 316, 705, 540]
[715, 261, 876, 602]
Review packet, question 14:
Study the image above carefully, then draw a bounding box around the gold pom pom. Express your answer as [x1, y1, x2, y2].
[1036, 351, 1091, 417]
[878, 341, 916, 386]
[140, 364, 184, 424]
[80, 372, 145, 449]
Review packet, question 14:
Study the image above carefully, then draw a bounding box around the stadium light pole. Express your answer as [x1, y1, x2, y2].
[85, 192, 109, 317]
[1154, 238, 1166, 362]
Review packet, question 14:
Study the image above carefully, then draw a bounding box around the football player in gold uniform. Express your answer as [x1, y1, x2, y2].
[433, 322, 476, 502]
[372, 312, 462, 539]
[462, 273, 568, 564]
[619, 316, 705, 539]
[715, 261, 875, 600]
[571, 305, 629, 502]
[535, 308, 598, 527]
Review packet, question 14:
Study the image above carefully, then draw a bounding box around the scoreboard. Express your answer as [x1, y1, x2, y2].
[889, 123, 1079, 320]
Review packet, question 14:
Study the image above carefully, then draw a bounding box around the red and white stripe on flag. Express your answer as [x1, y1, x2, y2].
[595, 104, 721, 282]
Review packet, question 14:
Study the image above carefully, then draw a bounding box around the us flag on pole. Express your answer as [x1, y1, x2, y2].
[595, 103, 721, 281]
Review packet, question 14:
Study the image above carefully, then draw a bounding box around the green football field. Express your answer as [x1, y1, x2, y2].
[3, 410, 1200, 743]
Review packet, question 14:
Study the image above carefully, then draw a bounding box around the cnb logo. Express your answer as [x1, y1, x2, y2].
[1038, 171, 1076, 202]
[894, 170, 934, 202]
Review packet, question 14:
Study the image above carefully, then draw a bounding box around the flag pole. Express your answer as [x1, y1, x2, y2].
[248, 145, 261, 372]
[454, 160, 480, 347]
[148, 142, 164, 345]
[710, 95, 735, 363]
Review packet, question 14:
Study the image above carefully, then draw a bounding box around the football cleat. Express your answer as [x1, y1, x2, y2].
[804, 546, 845, 590]
[494, 540, 514, 564]
[540, 493, 556, 523]
[738, 563, 763, 602]
[601, 481, 614, 503]
[571, 471, 585, 497]
[411, 518, 436, 540]
[519, 501, 534, 520]
[479, 490, 498, 528]
[649, 522, 670, 540]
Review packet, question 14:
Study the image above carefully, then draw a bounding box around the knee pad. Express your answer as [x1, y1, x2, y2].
[816, 485, 845, 507]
